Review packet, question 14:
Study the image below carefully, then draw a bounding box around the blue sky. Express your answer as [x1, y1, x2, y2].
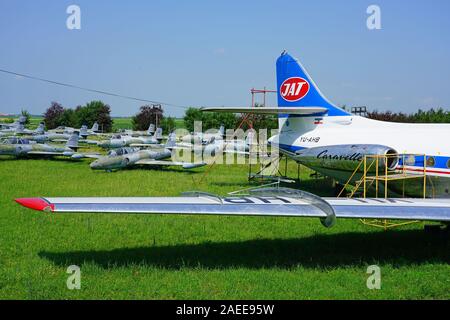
[1, 0, 449, 117]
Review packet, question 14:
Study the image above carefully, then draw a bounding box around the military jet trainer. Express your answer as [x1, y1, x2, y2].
[96, 127, 164, 149]
[180, 125, 225, 146]
[0, 115, 26, 131]
[89, 133, 206, 171]
[0, 132, 85, 158]
[119, 123, 156, 137]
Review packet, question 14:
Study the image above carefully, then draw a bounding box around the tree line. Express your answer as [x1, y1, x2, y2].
[17, 102, 449, 134]
[367, 108, 449, 123]
[44, 101, 113, 132]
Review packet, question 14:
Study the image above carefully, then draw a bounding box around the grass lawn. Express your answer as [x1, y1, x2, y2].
[0, 149, 449, 299]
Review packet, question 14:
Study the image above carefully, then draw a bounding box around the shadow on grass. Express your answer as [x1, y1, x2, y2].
[39, 230, 449, 270]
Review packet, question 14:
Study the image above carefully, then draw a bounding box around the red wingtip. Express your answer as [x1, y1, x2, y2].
[15, 198, 54, 212]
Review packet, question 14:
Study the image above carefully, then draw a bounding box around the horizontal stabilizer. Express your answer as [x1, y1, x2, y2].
[201, 106, 327, 115]
[26, 151, 64, 156]
[129, 143, 165, 148]
[134, 159, 206, 168]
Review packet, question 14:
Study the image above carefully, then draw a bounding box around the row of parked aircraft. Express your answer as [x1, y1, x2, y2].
[0, 116, 243, 171]
[15, 51, 450, 230]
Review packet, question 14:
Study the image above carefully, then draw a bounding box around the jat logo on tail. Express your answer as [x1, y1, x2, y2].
[280, 77, 310, 102]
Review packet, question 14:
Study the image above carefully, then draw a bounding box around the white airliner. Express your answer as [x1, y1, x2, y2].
[204, 51, 450, 199]
[15, 52, 450, 228]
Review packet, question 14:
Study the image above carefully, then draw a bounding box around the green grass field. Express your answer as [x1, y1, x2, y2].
[0, 151, 449, 300]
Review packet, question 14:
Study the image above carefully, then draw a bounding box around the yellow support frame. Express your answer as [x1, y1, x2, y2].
[338, 153, 428, 230]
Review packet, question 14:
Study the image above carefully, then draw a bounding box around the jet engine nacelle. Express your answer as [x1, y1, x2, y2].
[294, 144, 399, 172]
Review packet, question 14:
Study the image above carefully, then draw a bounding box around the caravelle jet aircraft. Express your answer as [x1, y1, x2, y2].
[204, 52, 450, 199]
[15, 52, 450, 229]
[89, 132, 206, 171]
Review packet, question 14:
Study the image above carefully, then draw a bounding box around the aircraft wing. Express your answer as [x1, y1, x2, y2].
[224, 150, 249, 155]
[15, 188, 450, 228]
[200, 106, 328, 115]
[26, 151, 64, 156]
[134, 159, 206, 168]
[71, 153, 102, 159]
[130, 143, 165, 148]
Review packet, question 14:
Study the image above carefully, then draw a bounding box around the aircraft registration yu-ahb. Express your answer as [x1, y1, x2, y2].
[15, 52, 450, 228]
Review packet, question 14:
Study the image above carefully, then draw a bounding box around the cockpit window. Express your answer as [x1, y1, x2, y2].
[4, 138, 28, 144]
[108, 148, 130, 156]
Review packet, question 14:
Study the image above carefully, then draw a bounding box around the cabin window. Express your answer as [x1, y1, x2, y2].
[426, 157, 435, 167]
[447, 159, 450, 169]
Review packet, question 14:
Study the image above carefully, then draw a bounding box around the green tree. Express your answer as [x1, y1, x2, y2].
[183, 107, 203, 132]
[75, 100, 113, 132]
[183, 107, 238, 132]
[160, 116, 176, 134]
[59, 108, 77, 127]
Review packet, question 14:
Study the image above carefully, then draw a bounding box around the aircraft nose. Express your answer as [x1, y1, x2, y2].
[90, 160, 101, 169]
[97, 141, 107, 148]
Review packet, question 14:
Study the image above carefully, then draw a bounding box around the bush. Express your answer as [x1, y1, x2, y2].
[43, 102, 65, 129]
[132, 105, 164, 131]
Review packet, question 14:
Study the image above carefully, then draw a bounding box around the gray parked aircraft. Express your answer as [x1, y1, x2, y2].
[0, 115, 27, 131]
[180, 125, 225, 145]
[89, 133, 206, 171]
[119, 123, 156, 137]
[96, 128, 164, 149]
[0, 132, 87, 158]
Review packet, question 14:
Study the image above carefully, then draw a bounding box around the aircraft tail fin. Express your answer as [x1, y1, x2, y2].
[80, 125, 88, 138]
[35, 122, 45, 135]
[66, 131, 79, 150]
[18, 115, 27, 124]
[276, 51, 350, 117]
[148, 124, 155, 135]
[154, 128, 163, 141]
[16, 123, 25, 134]
[165, 132, 177, 149]
[91, 122, 99, 132]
